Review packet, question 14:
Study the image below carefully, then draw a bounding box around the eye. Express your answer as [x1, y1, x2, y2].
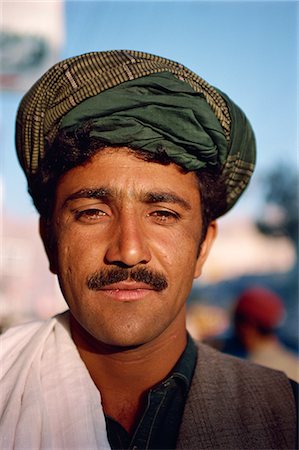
[75, 208, 107, 222]
[149, 210, 179, 224]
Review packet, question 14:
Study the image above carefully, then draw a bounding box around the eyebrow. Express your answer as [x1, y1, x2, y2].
[64, 188, 112, 206]
[142, 192, 191, 210]
[64, 187, 191, 210]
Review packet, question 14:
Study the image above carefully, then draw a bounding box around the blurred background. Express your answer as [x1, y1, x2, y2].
[1, 1, 298, 375]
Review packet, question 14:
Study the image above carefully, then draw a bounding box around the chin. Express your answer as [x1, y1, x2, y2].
[70, 305, 178, 350]
[94, 326, 158, 348]
[87, 318, 169, 349]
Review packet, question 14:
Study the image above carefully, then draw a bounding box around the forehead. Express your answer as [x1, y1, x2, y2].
[55, 147, 201, 205]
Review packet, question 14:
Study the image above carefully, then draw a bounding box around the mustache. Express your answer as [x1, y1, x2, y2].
[87, 267, 168, 292]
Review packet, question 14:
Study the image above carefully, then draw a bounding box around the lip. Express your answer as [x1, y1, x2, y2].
[100, 281, 154, 302]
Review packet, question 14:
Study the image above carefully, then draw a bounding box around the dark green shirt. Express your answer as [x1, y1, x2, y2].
[105, 335, 197, 450]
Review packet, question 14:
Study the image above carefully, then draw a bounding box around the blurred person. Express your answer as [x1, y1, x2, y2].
[224, 287, 299, 382]
[0, 50, 297, 449]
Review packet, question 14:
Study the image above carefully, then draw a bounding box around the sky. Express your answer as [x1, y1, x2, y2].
[1, 0, 298, 219]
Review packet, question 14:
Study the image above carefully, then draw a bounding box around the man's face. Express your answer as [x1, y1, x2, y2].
[43, 147, 215, 347]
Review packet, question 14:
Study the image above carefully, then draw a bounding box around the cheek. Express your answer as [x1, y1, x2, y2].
[153, 226, 201, 275]
[55, 229, 91, 286]
[57, 226, 95, 262]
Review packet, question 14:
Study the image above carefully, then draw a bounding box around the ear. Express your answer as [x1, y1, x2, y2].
[39, 217, 58, 274]
[194, 221, 217, 279]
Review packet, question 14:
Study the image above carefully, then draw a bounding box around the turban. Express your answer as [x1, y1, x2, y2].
[16, 50, 256, 213]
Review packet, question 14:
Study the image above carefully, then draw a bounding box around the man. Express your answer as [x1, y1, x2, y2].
[222, 286, 299, 381]
[1, 50, 297, 449]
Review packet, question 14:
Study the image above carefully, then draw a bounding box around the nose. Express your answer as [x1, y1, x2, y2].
[104, 210, 151, 267]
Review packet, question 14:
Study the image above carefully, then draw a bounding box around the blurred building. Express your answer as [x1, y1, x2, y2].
[199, 216, 295, 283]
[1, 1, 64, 91]
[1, 214, 67, 331]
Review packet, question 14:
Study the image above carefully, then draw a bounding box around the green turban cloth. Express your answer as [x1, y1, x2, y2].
[16, 49, 256, 213]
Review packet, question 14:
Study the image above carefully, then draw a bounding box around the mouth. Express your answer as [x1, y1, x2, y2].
[100, 281, 155, 302]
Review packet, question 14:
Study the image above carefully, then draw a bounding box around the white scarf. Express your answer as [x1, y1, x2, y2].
[0, 311, 111, 450]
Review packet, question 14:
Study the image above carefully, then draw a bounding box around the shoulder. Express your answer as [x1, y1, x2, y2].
[195, 340, 276, 370]
[177, 342, 297, 449]
[193, 342, 297, 434]
[0, 311, 69, 374]
[193, 341, 295, 397]
[1, 319, 46, 353]
[195, 340, 290, 379]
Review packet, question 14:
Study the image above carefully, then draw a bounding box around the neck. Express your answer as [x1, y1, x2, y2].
[248, 333, 278, 351]
[70, 312, 187, 432]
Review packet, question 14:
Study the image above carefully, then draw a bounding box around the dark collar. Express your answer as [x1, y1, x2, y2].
[164, 333, 197, 396]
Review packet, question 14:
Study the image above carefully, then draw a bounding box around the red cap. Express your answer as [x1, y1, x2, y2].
[235, 287, 285, 329]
